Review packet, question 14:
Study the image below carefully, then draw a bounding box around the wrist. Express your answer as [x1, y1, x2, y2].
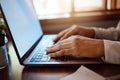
[84, 28, 95, 38]
[78, 26, 95, 38]
[97, 40, 104, 57]
[88, 28, 95, 38]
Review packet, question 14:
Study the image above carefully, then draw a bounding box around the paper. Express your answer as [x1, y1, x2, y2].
[61, 66, 106, 80]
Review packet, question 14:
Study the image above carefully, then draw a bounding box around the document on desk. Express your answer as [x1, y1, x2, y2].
[61, 65, 106, 80]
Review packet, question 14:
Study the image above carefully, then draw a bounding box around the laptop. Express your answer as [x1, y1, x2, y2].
[0, 0, 102, 66]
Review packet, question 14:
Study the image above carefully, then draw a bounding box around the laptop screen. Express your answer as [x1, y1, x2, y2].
[0, 0, 43, 58]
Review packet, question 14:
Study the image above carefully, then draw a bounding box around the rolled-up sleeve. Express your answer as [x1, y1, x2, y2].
[93, 27, 119, 41]
[93, 21, 120, 64]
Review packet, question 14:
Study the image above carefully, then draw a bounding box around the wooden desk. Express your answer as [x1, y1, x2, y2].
[0, 44, 120, 80]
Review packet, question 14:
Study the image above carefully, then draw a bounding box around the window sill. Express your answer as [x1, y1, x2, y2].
[40, 10, 120, 25]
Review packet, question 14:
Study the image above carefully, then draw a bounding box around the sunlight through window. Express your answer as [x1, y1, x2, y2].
[74, 0, 103, 11]
[32, 0, 119, 19]
[33, 0, 71, 16]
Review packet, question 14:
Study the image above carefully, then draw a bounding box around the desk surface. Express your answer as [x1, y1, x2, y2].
[0, 43, 120, 80]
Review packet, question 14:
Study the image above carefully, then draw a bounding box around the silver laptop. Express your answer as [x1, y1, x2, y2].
[0, 0, 102, 66]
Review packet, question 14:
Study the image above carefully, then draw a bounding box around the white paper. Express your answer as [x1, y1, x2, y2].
[61, 65, 106, 80]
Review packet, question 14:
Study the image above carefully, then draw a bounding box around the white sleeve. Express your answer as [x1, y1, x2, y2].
[103, 40, 120, 64]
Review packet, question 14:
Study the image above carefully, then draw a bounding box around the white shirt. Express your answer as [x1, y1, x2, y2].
[94, 21, 120, 64]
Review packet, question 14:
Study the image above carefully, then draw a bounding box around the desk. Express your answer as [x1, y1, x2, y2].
[0, 43, 120, 80]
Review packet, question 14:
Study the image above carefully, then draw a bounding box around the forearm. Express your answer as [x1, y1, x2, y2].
[93, 27, 120, 41]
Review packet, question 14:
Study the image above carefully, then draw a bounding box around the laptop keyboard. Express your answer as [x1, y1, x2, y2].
[30, 53, 50, 62]
[30, 35, 54, 62]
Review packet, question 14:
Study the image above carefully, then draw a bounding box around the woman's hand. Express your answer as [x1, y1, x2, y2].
[53, 25, 95, 42]
[46, 36, 104, 58]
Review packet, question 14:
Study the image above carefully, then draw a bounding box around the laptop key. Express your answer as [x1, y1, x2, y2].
[40, 55, 51, 62]
[34, 58, 41, 62]
[36, 55, 42, 58]
[41, 57, 48, 62]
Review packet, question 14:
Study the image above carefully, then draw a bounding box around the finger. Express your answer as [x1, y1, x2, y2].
[48, 49, 70, 57]
[46, 42, 71, 53]
[55, 38, 71, 45]
[61, 29, 77, 39]
[53, 29, 69, 42]
[46, 45, 60, 53]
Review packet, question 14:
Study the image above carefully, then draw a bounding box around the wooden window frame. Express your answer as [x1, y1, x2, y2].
[111, 0, 117, 9]
[110, 0, 120, 9]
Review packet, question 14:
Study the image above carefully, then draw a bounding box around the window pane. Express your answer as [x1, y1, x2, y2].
[74, 0, 105, 12]
[32, 0, 71, 16]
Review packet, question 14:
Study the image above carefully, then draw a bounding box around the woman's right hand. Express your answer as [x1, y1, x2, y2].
[53, 25, 95, 42]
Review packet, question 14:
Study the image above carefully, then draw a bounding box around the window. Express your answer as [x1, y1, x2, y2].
[32, 0, 72, 19]
[73, 0, 106, 12]
[32, 0, 120, 19]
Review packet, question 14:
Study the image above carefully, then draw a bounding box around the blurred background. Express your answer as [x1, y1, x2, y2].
[0, 0, 120, 34]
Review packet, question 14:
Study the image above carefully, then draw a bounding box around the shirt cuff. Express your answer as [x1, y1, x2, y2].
[103, 40, 120, 64]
